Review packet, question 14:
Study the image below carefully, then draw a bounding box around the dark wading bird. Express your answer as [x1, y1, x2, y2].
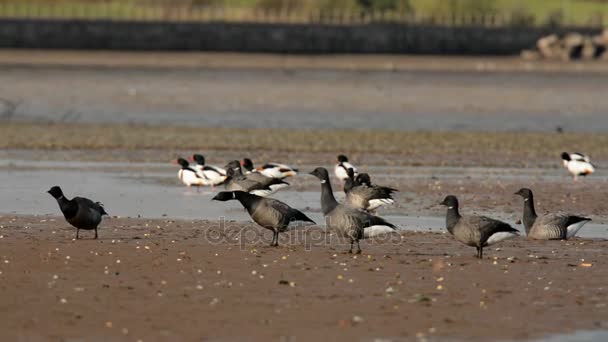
[440, 195, 519, 259]
[309, 167, 396, 254]
[47, 186, 109, 239]
[343, 168, 397, 212]
[212, 191, 315, 247]
[514, 188, 591, 240]
[224, 160, 289, 197]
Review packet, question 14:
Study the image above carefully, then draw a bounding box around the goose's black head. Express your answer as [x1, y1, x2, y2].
[190, 154, 205, 165]
[561, 152, 571, 161]
[356, 173, 371, 186]
[440, 195, 459, 209]
[514, 188, 533, 200]
[309, 167, 330, 183]
[225, 160, 242, 172]
[337, 154, 348, 163]
[174, 158, 189, 168]
[212, 191, 241, 202]
[47, 186, 64, 199]
[241, 158, 254, 172]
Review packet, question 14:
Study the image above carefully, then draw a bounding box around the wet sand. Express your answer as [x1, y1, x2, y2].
[0, 215, 606, 341]
[2, 51, 608, 132]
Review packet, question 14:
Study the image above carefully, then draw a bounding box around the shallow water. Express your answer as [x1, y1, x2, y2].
[1, 160, 606, 238]
[529, 330, 608, 342]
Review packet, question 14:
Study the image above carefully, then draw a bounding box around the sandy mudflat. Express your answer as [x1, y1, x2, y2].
[0, 215, 606, 341]
[2, 50, 608, 132]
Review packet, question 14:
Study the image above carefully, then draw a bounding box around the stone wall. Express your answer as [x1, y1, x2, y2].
[0, 19, 601, 54]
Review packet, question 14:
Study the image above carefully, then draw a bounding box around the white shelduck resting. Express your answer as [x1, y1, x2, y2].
[189, 154, 227, 189]
[174, 158, 207, 189]
[334, 154, 358, 181]
[561, 152, 595, 181]
[241, 158, 298, 179]
[257, 163, 298, 179]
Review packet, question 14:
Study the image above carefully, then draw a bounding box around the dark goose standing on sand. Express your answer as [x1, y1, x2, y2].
[514, 188, 591, 240]
[47, 186, 108, 239]
[440, 195, 519, 259]
[343, 168, 397, 211]
[224, 160, 289, 197]
[213, 191, 315, 247]
[310, 167, 396, 254]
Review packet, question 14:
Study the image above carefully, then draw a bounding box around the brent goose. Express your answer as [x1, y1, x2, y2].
[173, 158, 207, 189]
[344, 171, 397, 212]
[335, 154, 358, 182]
[355, 173, 372, 187]
[309, 167, 397, 254]
[47, 186, 108, 239]
[213, 191, 315, 246]
[561, 152, 595, 181]
[224, 160, 289, 197]
[440, 195, 519, 259]
[241, 158, 298, 179]
[188, 154, 227, 190]
[514, 188, 591, 240]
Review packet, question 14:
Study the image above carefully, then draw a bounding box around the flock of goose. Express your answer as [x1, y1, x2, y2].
[47, 151, 595, 258]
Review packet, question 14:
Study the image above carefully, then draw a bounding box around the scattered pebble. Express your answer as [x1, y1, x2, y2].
[351, 315, 364, 324]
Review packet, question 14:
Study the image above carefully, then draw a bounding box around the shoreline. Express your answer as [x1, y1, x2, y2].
[3, 49, 608, 73]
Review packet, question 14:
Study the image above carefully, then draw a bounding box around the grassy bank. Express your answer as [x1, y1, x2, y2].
[0, 0, 606, 26]
[3, 122, 608, 162]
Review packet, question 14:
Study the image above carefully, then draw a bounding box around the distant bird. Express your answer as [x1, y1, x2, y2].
[241, 158, 298, 179]
[343, 168, 397, 211]
[47, 186, 108, 239]
[173, 158, 207, 190]
[561, 152, 595, 181]
[188, 154, 227, 190]
[224, 160, 289, 197]
[343, 168, 358, 193]
[440, 195, 519, 259]
[310, 167, 397, 254]
[514, 188, 591, 240]
[213, 191, 315, 247]
[355, 173, 372, 187]
[335, 154, 358, 182]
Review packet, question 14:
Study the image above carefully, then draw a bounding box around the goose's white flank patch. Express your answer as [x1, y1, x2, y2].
[364, 225, 395, 238]
[286, 220, 315, 230]
[486, 231, 519, 245]
[367, 198, 395, 210]
[566, 220, 590, 239]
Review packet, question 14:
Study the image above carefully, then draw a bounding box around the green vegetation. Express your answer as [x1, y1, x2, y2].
[2, 122, 608, 166]
[0, 0, 606, 26]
